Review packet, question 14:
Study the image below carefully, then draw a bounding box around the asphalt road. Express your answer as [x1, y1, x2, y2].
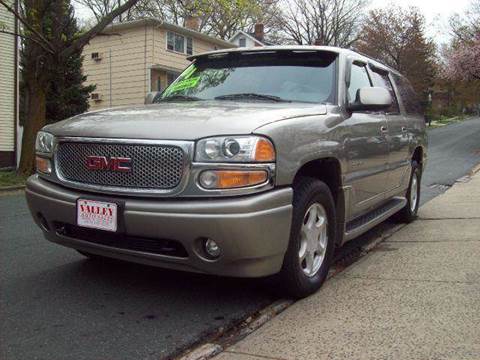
[1, 117, 480, 360]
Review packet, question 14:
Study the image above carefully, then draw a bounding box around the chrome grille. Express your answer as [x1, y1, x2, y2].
[56, 142, 185, 189]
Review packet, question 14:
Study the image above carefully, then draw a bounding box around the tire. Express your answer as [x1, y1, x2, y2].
[394, 160, 421, 223]
[279, 177, 337, 298]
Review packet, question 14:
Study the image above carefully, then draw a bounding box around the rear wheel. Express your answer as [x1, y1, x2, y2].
[279, 177, 336, 298]
[395, 160, 421, 223]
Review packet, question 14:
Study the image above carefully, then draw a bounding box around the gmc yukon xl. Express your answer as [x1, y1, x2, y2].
[26, 46, 427, 298]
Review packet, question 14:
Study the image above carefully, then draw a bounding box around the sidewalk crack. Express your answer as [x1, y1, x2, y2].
[419, 217, 480, 220]
[224, 350, 290, 360]
[343, 275, 477, 285]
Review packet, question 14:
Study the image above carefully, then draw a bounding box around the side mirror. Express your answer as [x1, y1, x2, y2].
[145, 91, 160, 105]
[348, 87, 392, 112]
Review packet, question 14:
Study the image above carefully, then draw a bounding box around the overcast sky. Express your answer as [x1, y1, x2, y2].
[74, 0, 473, 44]
[369, 0, 472, 42]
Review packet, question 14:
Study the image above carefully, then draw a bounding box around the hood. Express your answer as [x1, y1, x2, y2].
[44, 101, 327, 140]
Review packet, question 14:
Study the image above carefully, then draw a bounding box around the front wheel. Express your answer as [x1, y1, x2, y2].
[279, 177, 336, 298]
[394, 160, 421, 223]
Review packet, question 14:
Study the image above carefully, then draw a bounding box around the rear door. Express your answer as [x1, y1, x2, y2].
[344, 62, 390, 217]
[368, 66, 410, 191]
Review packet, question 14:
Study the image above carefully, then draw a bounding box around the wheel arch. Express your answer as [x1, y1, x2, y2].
[412, 146, 425, 170]
[293, 157, 345, 246]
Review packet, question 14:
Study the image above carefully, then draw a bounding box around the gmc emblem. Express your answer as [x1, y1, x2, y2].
[86, 156, 132, 172]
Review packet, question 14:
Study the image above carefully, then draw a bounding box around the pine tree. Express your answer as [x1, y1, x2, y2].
[45, 3, 96, 123]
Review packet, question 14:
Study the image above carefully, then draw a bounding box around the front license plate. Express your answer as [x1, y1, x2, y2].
[77, 199, 118, 232]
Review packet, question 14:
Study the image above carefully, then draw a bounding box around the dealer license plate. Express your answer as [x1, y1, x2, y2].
[77, 199, 118, 232]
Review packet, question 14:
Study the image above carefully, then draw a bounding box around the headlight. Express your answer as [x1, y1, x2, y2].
[35, 131, 55, 154]
[195, 136, 275, 162]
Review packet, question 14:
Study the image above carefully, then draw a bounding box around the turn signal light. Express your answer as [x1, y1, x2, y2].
[199, 170, 268, 189]
[36, 156, 52, 174]
[254, 138, 275, 162]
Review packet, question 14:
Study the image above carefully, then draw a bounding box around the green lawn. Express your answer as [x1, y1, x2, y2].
[0, 171, 28, 188]
[428, 116, 466, 129]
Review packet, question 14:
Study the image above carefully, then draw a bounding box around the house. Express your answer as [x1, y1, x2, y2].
[0, 0, 19, 168]
[82, 18, 235, 110]
[229, 24, 272, 47]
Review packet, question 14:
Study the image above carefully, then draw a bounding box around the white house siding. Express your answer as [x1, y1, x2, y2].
[83, 24, 155, 111]
[0, 0, 17, 167]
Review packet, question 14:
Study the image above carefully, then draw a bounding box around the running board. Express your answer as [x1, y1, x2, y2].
[344, 197, 407, 242]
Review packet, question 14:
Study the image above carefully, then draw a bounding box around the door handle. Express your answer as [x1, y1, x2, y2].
[380, 126, 388, 133]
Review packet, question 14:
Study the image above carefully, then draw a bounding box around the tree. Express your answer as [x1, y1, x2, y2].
[75, 0, 279, 40]
[272, 0, 368, 46]
[443, 34, 480, 81]
[0, 0, 140, 175]
[444, 0, 480, 81]
[355, 6, 436, 99]
[449, 0, 479, 43]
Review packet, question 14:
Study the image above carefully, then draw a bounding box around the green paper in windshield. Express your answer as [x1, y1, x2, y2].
[164, 76, 200, 96]
[182, 65, 197, 79]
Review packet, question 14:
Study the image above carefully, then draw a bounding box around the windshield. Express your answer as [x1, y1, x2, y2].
[156, 51, 337, 104]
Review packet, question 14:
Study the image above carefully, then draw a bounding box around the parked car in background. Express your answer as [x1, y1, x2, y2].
[26, 46, 427, 298]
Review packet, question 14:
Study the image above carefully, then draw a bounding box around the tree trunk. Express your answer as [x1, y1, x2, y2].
[17, 81, 47, 176]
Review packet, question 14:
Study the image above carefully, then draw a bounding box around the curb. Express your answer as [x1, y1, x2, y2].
[0, 185, 25, 193]
[470, 164, 480, 176]
[176, 299, 293, 360]
[176, 223, 406, 360]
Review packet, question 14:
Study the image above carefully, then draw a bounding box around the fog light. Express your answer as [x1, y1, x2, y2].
[199, 170, 218, 189]
[36, 156, 52, 174]
[204, 238, 221, 258]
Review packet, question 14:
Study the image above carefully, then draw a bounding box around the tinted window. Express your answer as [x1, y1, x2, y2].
[392, 74, 422, 115]
[370, 69, 400, 114]
[158, 52, 337, 104]
[348, 64, 371, 102]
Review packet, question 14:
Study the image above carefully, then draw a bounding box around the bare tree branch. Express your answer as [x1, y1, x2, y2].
[0, 28, 51, 47]
[62, 0, 140, 57]
[0, 0, 56, 53]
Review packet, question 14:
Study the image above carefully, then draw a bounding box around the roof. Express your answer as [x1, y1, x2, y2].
[229, 30, 264, 46]
[100, 18, 235, 49]
[187, 45, 400, 75]
[229, 30, 276, 46]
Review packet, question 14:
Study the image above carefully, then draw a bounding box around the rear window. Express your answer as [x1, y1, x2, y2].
[392, 74, 422, 115]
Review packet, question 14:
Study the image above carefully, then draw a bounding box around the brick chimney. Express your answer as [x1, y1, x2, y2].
[254, 23, 264, 42]
[185, 15, 200, 32]
[314, 38, 323, 46]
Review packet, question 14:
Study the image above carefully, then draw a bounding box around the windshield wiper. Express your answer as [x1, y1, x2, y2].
[214, 93, 290, 102]
[158, 94, 203, 102]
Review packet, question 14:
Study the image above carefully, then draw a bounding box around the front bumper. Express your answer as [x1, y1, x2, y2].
[25, 175, 293, 277]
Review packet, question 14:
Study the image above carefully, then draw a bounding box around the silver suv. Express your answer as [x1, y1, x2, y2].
[26, 46, 427, 298]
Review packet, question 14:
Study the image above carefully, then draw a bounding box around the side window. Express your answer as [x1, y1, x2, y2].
[392, 74, 422, 115]
[370, 69, 400, 114]
[348, 63, 371, 103]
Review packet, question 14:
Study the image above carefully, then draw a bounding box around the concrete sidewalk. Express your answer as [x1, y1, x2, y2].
[214, 174, 480, 360]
